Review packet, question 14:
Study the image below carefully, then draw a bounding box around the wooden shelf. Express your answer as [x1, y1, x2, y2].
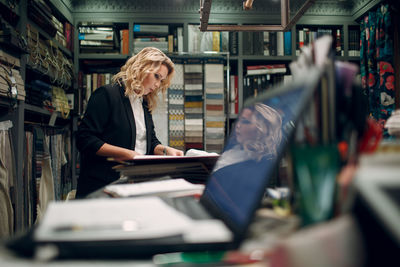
[78, 54, 130, 60]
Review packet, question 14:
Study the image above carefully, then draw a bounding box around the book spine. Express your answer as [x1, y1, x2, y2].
[229, 32, 238, 56]
[298, 29, 304, 55]
[234, 75, 238, 114]
[270, 32, 277, 56]
[284, 31, 292, 56]
[92, 73, 98, 92]
[277, 32, 284, 56]
[243, 32, 253, 55]
[78, 32, 113, 40]
[177, 27, 183, 53]
[262, 32, 269, 56]
[336, 29, 343, 56]
[212, 32, 220, 52]
[253, 32, 263, 55]
[133, 24, 169, 34]
[121, 29, 129, 55]
[168, 34, 174, 52]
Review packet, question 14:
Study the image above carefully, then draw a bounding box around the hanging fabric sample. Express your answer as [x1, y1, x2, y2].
[168, 63, 185, 150]
[0, 120, 15, 238]
[204, 62, 225, 153]
[24, 130, 34, 227]
[184, 62, 204, 151]
[30, 127, 55, 223]
[48, 128, 71, 201]
[360, 4, 395, 136]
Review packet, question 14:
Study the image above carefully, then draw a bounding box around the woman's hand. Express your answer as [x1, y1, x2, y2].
[116, 149, 142, 161]
[165, 146, 184, 156]
[154, 144, 184, 156]
[96, 143, 142, 161]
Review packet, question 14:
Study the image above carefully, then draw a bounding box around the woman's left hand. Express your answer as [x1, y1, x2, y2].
[166, 146, 184, 156]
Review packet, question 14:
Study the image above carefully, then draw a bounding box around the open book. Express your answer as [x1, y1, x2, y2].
[110, 149, 219, 183]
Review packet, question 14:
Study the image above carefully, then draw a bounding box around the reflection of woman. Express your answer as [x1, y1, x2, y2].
[214, 103, 282, 171]
[205, 103, 283, 226]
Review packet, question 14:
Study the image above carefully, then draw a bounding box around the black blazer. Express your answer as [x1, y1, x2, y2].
[75, 83, 161, 197]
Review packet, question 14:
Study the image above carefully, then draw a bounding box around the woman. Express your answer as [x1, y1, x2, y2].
[76, 47, 183, 198]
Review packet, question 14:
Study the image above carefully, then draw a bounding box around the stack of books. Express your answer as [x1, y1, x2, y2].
[243, 64, 290, 100]
[110, 149, 219, 184]
[296, 27, 343, 57]
[79, 23, 119, 53]
[133, 24, 169, 53]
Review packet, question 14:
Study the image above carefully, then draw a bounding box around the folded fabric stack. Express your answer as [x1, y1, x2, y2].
[184, 62, 204, 150]
[0, 50, 25, 101]
[204, 63, 225, 153]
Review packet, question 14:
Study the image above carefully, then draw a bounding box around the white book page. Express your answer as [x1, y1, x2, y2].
[133, 149, 219, 160]
[34, 197, 194, 241]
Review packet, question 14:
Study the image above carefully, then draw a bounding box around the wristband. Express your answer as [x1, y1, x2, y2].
[163, 146, 167, 155]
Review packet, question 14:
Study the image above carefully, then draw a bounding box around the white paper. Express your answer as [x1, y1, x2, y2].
[34, 197, 195, 241]
[104, 178, 204, 197]
[133, 149, 218, 160]
[183, 220, 233, 243]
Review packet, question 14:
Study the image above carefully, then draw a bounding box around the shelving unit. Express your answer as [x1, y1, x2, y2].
[1, 0, 383, 235]
[0, 0, 75, 232]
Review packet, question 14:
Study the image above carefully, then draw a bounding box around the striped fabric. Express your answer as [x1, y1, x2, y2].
[184, 63, 204, 151]
[204, 63, 225, 153]
[168, 63, 185, 150]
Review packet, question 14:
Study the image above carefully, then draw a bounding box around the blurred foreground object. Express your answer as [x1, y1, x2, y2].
[384, 109, 400, 137]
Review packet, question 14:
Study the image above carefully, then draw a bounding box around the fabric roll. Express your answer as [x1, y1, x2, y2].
[0, 122, 14, 238]
[185, 119, 203, 125]
[185, 130, 204, 137]
[205, 88, 224, 94]
[185, 136, 203, 143]
[185, 84, 203, 90]
[36, 135, 55, 223]
[184, 107, 203, 114]
[185, 125, 203, 131]
[184, 113, 203, 119]
[184, 64, 203, 73]
[206, 128, 225, 134]
[24, 131, 33, 226]
[205, 99, 224, 105]
[206, 121, 225, 128]
[205, 138, 226, 144]
[206, 110, 225, 116]
[205, 83, 224, 89]
[184, 90, 203, 95]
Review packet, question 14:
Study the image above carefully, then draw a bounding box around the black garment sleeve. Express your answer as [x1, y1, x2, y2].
[76, 86, 111, 155]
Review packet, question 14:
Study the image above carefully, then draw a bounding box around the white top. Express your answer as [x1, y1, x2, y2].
[212, 144, 254, 172]
[129, 95, 147, 155]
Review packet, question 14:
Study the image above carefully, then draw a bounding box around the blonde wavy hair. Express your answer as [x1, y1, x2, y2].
[241, 103, 283, 161]
[112, 47, 174, 112]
